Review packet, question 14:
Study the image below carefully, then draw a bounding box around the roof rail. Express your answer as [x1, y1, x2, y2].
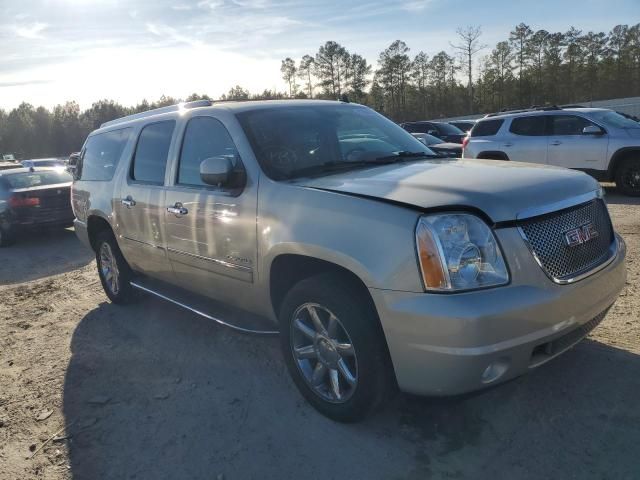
[484, 105, 562, 118]
[100, 99, 213, 128]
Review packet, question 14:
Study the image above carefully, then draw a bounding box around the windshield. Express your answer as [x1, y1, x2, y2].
[237, 105, 436, 180]
[590, 111, 640, 129]
[4, 170, 72, 189]
[432, 122, 465, 135]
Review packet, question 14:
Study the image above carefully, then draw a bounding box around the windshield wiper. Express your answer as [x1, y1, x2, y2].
[374, 151, 440, 161]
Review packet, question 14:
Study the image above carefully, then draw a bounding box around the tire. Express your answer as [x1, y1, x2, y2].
[0, 225, 15, 247]
[95, 230, 137, 304]
[279, 273, 394, 422]
[615, 158, 640, 196]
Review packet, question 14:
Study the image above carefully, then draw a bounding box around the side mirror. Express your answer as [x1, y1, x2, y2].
[200, 156, 233, 186]
[67, 152, 80, 179]
[427, 130, 438, 136]
[582, 125, 604, 135]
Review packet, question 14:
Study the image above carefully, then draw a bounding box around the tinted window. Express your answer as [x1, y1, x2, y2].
[238, 106, 435, 180]
[471, 119, 504, 137]
[131, 121, 175, 184]
[509, 116, 547, 136]
[432, 122, 464, 135]
[79, 128, 131, 181]
[403, 123, 421, 133]
[4, 170, 72, 189]
[178, 117, 239, 187]
[550, 115, 592, 135]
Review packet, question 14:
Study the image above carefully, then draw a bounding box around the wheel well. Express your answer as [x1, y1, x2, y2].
[87, 216, 113, 251]
[477, 151, 509, 161]
[610, 148, 640, 179]
[270, 255, 373, 320]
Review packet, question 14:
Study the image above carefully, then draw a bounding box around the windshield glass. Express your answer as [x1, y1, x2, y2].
[590, 111, 640, 129]
[432, 122, 465, 135]
[4, 170, 72, 189]
[237, 105, 436, 180]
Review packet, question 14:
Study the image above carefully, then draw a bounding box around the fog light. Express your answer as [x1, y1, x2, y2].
[481, 358, 510, 384]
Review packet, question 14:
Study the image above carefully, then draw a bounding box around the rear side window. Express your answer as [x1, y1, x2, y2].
[178, 117, 239, 187]
[403, 123, 420, 133]
[470, 119, 504, 137]
[131, 121, 175, 184]
[79, 128, 131, 181]
[509, 116, 547, 136]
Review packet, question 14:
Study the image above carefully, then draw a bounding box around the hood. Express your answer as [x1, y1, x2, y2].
[295, 159, 599, 223]
[624, 128, 640, 138]
[431, 142, 462, 150]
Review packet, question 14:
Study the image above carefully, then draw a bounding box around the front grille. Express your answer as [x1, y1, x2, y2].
[520, 199, 614, 282]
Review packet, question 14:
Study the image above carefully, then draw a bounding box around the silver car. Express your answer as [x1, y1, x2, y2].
[463, 107, 640, 196]
[72, 100, 627, 422]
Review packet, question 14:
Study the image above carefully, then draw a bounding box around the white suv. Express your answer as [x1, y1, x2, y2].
[463, 107, 640, 196]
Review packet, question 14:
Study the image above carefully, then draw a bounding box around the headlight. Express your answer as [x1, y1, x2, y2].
[415, 213, 509, 291]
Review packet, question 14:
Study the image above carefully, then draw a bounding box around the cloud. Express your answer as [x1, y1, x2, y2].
[14, 22, 47, 39]
[401, 0, 433, 11]
[145, 22, 204, 48]
[0, 79, 50, 88]
[171, 4, 193, 10]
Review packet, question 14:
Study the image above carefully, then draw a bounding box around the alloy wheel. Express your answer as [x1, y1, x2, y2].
[99, 242, 120, 295]
[290, 303, 358, 403]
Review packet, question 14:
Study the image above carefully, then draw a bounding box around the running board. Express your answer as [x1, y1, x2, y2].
[130, 279, 279, 336]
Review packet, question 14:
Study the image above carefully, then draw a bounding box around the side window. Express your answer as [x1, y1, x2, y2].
[178, 117, 239, 187]
[131, 121, 175, 184]
[79, 128, 131, 181]
[403, 124, 418, 133]
[550, 115, 592, 136]
[509, 116, 547, 136]
[471, 119, 504, 137]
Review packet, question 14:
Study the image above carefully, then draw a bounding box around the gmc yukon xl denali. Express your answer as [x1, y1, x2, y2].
[72, 100, 627, 422]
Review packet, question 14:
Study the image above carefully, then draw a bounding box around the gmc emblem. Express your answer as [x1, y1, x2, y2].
[564, 222, 598, 247]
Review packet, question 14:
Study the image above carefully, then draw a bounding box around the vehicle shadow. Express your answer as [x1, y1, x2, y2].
[62, 299, 640, 480]
[0, 227, 93, 286]
[603, 185, 640, 205]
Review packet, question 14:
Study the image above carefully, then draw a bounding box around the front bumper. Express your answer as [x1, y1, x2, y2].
[371, 231, 627, 396]
[73, 218, 92, 250]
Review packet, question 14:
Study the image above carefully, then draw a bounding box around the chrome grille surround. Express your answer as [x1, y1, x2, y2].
[518, 199, 617, 284]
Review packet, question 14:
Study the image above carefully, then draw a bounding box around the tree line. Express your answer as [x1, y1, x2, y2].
[1, 22, 638, 159]
[281, 23, 640, 121]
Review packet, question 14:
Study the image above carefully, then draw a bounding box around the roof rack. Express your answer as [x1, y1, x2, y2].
[100, 99, 213, 128]
[484, 105, 562, 118]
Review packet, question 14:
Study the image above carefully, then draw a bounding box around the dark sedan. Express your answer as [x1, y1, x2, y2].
[448, 120, 476, 133]
[400, 121, 466, 144]
[411, 133, 462, 157]
[0, 167, 74, 246]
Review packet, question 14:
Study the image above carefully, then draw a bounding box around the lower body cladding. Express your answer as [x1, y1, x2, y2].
[371, 232, 627, 397]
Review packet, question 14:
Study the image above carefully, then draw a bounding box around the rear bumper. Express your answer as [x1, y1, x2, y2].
[73, 218, 92, 250]
[370, 234, 627, 396]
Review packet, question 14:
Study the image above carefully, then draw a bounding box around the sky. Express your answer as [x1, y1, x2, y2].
[1, 0, 639, 110]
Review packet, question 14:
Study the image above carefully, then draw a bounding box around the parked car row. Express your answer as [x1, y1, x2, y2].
[462, 106, 640, 196]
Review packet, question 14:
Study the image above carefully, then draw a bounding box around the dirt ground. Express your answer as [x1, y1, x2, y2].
[0, 187, 638, 480]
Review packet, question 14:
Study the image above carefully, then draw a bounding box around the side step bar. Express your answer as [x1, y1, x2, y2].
[130, 280, 279, 336]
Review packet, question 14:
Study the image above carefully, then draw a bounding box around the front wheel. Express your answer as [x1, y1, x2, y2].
[615, 158, 640, 196]
[279, 273, 394, 422]
[95, 231, 136, 304]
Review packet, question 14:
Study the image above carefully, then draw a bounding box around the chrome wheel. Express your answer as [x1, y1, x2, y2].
[99, 242, 120, 295]
[622, 167, 640, 191]
[290, 303, 358, 403]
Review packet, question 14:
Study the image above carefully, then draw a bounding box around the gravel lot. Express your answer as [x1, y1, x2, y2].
[0, 187, 638, 480]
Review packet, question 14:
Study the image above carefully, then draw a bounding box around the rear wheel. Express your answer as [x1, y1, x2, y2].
[615, 158, 640, 196]
[95, 230, 136, 304]
[279, 273, 394, 422]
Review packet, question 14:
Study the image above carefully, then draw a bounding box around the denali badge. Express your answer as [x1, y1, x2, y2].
[564, 222, 598, 247]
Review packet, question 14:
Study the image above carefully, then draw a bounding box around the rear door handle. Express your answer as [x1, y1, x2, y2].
[121, 196, 136, 208]
[167, 203, 188, 216]
[503, 143, 513, 147]
[550, 140, 562, 146]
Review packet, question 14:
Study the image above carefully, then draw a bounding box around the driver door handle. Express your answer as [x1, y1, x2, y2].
[167, 202, 188, 216]
[121, 196, 136, 208]
[550, 140, 562, 146]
